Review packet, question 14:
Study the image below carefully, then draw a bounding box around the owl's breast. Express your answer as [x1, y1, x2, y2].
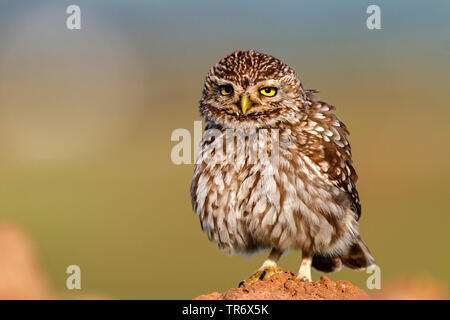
[191, 129, 356, 255]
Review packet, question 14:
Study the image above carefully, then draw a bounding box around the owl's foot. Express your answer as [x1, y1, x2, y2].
[238, 265, 283, 288]
[295, 275, 312, 282]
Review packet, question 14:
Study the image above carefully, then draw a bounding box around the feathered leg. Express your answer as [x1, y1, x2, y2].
[296, 250, 312, 282]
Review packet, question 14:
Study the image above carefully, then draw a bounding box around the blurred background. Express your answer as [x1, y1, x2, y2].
[0, 0, 448, 299]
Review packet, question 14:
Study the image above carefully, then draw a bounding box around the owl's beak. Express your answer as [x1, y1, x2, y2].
[240, 94, 252, 114]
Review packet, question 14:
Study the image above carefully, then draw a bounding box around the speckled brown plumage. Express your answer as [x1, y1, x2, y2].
[191, 50, 375, 282]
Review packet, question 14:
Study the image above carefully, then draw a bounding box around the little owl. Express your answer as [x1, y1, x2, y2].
[191, 50, 375, 284]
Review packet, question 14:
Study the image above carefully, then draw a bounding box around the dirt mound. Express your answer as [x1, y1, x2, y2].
[194, 272, 370, 300]
[0, 222, 105, 299]
[373, 278, 447, 300]
[0, 222, 52, 299]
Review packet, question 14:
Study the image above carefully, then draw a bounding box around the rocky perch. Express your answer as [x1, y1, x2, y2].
[194, 272, 370, 300]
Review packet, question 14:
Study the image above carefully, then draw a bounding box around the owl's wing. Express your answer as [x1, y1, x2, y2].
[298, 101, 361, 219]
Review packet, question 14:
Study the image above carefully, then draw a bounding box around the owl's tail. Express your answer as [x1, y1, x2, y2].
[312, 236, 376, 273]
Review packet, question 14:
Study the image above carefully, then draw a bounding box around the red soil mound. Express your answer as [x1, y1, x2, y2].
[194, 272, 370, 300]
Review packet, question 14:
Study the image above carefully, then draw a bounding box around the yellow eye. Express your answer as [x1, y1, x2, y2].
[260, 87, 277, 97]
[220, 85, 233, 96]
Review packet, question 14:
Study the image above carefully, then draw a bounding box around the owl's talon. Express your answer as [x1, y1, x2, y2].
[239, 266, 282, 287]
[259, 270, 266, 280]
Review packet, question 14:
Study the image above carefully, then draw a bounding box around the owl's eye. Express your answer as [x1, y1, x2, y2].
[259, 87, 277, 97]
[220, 85, 233, 96]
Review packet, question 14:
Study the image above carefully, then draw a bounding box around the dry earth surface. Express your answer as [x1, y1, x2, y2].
[194, 272, 369, 300]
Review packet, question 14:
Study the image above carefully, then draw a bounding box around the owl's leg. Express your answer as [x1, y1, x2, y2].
[296, 251, 312, 282]
[238, 248, 283, 288]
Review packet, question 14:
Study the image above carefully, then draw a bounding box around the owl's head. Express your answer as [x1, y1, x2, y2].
[199, 50, 308, 129]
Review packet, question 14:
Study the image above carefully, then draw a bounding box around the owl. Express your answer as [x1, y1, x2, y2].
[191, 50, 375, 285]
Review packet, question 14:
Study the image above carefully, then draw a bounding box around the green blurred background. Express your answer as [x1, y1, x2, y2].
[0, 0, 449, 299]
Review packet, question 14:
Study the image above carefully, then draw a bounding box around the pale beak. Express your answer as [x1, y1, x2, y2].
[240, 94, 252, 114]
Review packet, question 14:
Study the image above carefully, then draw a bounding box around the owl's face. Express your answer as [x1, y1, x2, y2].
[200, 50, 307, 129]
